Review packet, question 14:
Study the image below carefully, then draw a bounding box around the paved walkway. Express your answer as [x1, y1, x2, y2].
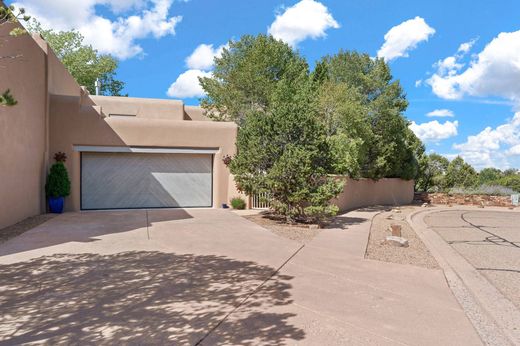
[409, 207, 520, 346]
[0, 208, 481, 345]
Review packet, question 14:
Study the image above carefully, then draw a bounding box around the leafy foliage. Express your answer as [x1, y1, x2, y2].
[28, 21, 125, 96]
[495, 174, 520, 193]
[315, 51, 422, 179]
[230, 197, 246, 210]
[45, 162, 71, 198]
[200, 34, 308, 125]
[445, 156, 478, 188]
[229, 71, 343, 222]
[201, 35, 425, 222]
[0, 4, 30, 35]
[0, 89, 17, 106]
[478, 167, 502, 185]
[416, 153, 449, 192]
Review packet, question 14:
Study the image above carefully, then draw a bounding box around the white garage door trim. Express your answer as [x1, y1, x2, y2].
[74, 145, 219, 155]
[80, 152, 213, 210]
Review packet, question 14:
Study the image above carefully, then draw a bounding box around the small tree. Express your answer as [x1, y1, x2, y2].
[230, 77, 343, 223]
[416, 153, 449, 192]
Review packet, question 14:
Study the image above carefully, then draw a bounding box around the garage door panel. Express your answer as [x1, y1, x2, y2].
[81, 152, 212, 209]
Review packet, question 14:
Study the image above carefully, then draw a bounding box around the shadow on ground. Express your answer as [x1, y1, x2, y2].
[0, 251, 304, 345]
[325, 216, 367, 229]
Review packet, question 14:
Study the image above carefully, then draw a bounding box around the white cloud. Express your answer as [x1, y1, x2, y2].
[427, 31, 520, 102]
[15, 0, 182, 59]
[452, 112, 520, 169]
[267, 0, 339, 47]
[185, 43, 226, 70]
[409, 120, 458, 142]
[426, 109, 455, 117]
[377, 16, 435, 61]
[506, 144, 520, 156]
[166, 69, 211, 98]
[457, 38, 477, 54]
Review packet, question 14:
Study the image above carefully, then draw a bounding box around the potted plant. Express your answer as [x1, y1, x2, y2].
[46, 152, 71, 213]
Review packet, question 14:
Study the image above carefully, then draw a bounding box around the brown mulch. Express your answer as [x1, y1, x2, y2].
[365, 207, 439, 269]
[244, 212, 322, 244]
[0, 214, 56, 244]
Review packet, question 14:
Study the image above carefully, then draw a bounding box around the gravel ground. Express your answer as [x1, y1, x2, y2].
[243, 212, 321, 244]
[366, 207, 440, 269]
[0, 214, 56, 244]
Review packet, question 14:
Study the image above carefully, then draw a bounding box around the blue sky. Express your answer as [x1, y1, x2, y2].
[11, 0, 520, 170]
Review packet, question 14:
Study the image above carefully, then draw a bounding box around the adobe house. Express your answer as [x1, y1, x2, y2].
[0, 22, 241, 229]
[0, 20, 413, 229]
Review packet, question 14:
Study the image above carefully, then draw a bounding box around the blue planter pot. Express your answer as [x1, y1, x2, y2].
[48, 196, 64, 213]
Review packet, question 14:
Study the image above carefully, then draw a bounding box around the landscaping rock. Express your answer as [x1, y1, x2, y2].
[389, 224, 402, 237]
[384, 236, 409, 247]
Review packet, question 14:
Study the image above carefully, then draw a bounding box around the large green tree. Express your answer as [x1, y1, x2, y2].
[315, 51, 422, 180]
[200, 34, 308, 125]
[29, 21, 125, 96]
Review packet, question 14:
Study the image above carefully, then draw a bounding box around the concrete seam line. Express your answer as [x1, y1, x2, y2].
[407, 208, 519, 345]
[194, 244, 306, 346]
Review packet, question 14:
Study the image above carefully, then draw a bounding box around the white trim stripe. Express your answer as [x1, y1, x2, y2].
[73, 145, 219, 154]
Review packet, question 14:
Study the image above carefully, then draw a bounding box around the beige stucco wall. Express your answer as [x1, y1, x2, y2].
[333, 178, 414, 212]
[184, 105, 210, 121]
[0, 26, 48, 229]
[0, 21, 238, 228]
[90, 95, 185, 120]
[49, 94, 237, 211]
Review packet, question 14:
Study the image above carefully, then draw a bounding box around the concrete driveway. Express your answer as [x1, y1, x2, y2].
[425, 210, 519, 309]
[0, 208, 481, 345]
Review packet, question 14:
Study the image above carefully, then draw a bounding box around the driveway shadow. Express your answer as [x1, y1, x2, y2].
[0, 251, 304, 345]
[325, 216, 367, 229]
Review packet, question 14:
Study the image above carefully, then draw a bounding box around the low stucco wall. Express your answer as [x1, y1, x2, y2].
[333, 178, 414, 213]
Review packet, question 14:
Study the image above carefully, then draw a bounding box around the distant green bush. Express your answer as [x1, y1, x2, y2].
[230, 197, 246, 210]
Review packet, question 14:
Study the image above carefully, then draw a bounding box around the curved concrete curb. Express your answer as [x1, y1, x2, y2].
[407, 207, 520, 346]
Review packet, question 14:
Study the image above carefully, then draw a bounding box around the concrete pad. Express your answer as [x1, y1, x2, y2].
[0, 207, 484, 345]
[409, 207, 520, 345]
[0, 209, 300, 345]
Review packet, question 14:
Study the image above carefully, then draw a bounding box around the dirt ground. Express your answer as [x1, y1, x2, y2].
[365, 207, 440, 269]
[0, 214, 56, 244]
[243, 212, 322, 244]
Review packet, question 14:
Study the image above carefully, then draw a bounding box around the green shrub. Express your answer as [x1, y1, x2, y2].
[230, 197, 246, 210]
[45, 162, 71, 198]
[495, 175, 520, 193]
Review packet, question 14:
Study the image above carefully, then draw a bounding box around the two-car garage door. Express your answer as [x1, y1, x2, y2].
[81, 152, 212, 209]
